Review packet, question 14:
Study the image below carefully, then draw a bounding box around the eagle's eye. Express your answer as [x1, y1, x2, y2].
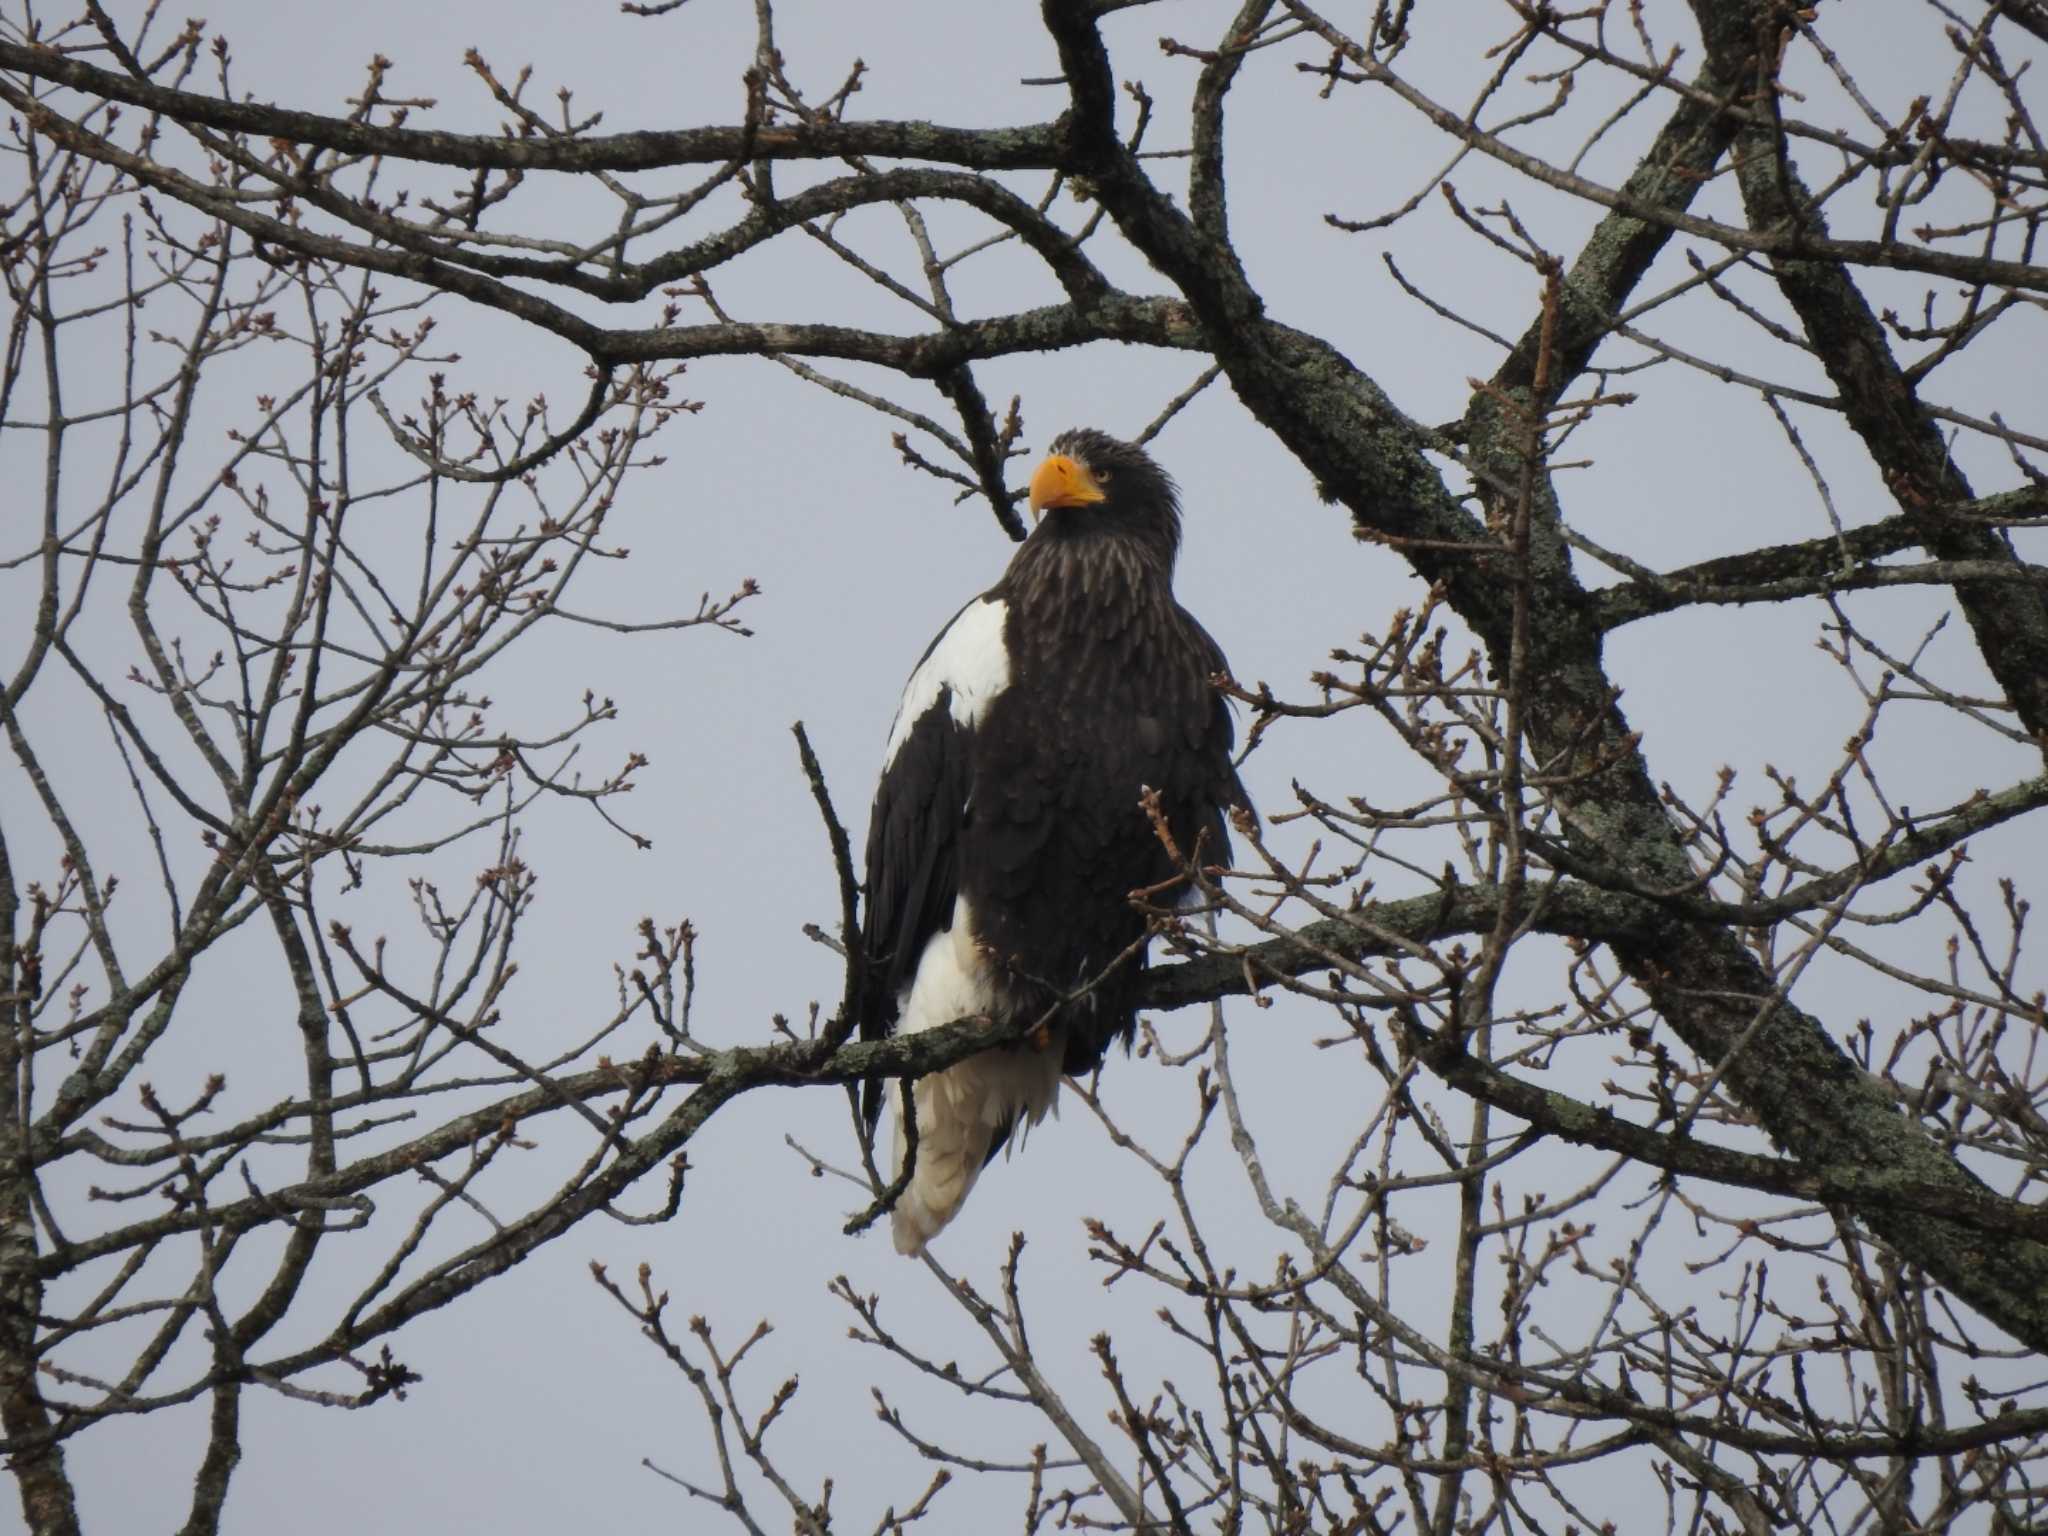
[1094, 467, 1113, 486]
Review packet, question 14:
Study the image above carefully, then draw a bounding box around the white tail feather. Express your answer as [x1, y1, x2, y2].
[888, 897, 1063, 1256]
[891, 1045, 1062, 1255]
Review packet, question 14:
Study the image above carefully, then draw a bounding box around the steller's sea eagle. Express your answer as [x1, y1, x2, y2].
[859, 428, 1248, 1255]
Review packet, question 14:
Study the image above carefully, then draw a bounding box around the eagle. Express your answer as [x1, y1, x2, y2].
[859, 428, 1247, 1255]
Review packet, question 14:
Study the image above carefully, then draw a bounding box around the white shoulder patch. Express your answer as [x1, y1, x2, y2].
[881, 597, 1010, 770]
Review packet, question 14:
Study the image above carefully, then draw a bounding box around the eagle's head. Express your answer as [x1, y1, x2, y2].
[1025, 428, 1182, 568]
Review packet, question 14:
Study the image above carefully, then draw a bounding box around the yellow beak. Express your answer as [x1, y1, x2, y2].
[1027, 453, 1107, 521]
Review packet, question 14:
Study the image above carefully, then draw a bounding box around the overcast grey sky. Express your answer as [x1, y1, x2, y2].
[4, 1, 2043, 1532]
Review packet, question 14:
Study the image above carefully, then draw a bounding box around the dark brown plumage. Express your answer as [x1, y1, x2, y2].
[859, 429, 1247, 1253]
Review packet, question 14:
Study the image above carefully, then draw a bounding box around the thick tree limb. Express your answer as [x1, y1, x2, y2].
[1688, 0, 2048, 746]
[0, 40, 1064, 173]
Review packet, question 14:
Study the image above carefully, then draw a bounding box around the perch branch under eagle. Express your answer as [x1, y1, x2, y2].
[858, 429, 1248, 1255]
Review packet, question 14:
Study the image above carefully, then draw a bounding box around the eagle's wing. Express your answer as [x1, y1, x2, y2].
[858, 595, 1011, 1120]
[1182, 606, 1254, 861]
